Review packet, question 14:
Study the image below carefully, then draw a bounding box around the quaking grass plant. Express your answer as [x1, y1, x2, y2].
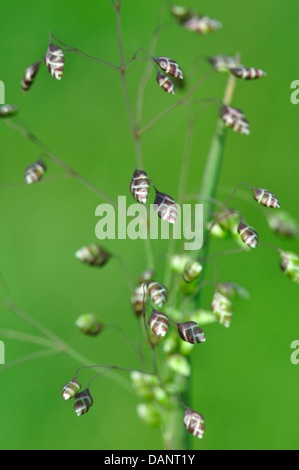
[1, 1, 299, 450]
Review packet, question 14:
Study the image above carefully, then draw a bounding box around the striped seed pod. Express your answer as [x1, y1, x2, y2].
[62, 378, 81, 401]
[170, 6, 191, 23]
[183, 261, 203, 283]
[138, 269, 154, 285]
[237, 222, 259, 248]
[130, 169, 150, 204]
[131, 284, 147, 317]
[184, 408, 205, 439]
[182, 15, 222, 34]
[76, 313, 104, 336]
[0, 104, 18, 117]
[21, 60, 41, 92]
[154, 189, 178, 224]
[220, 105, 250, 135]
[45, 44, 64, 80]
[177, 321, 206, 344]
[211, 292, 233, 328]
[208, 55, 241, 73]
[24, 160, 46, 184]
[154, 57, 183, 80]
[148, 310, 169, 337]
[156, 72, 175, 95]
[280, 251, 299, 284]
[230, 67, 267, 80]
[252, 188, 280, 208]
[267, 211, 299, 238]
[147, 281, 168, 308]
[74, 389, 93, 417]
[75, 244, 111, 267]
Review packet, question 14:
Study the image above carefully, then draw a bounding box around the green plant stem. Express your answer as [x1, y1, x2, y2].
[196, 71, 237, 269]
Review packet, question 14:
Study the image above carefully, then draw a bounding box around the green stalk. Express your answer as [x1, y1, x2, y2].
[161, 72, 238, 451]
[199, 72, 237, 254]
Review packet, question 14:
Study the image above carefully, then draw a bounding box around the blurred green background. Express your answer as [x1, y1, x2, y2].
[0, 0, 298, 450]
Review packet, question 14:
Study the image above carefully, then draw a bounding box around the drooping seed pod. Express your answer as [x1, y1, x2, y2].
[148, 310, 169, 337]
[170, 5, 192, 23]
[156, 72, 175, 95]
[75, 244, 111, 267]
[183, 261, 203, 283]
[211, 292, 233, 328]
[208, 55, 242, 73]
[184, 408, 205, 439]
[74, 389, 93, 417]
[0, 104, 19, 117]
[138, 269, 155, 285]
[62, 378, 81, 401]
[130, 169, 150, 204]
[229, 67, 267, 80]
[24, 160, 47, 184]
[147, 281, 168, 308]
[220, 105, 250, 135]
[177, 321, 206, 344]
[252, 188, 280, 208]
[182, 15, 222, 34]
[21, 60, 41, 92]
[131, 284, 147, 317]
[237, 222, 259, 248]
[45, 43, 64, 80]
[154, 57, 183, 80]
[154, 189, 178, 224]
[267, 211, 299, 238]
[217, 282, 250, 300]
[76, 313, 104, 336]
[279, 251, 299, 284]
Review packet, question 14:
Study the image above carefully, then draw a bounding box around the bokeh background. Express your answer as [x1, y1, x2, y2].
[0, 0, 298, 450]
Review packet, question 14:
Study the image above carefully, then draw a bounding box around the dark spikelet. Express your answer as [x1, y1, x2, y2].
[21, 60, 41, 92]
[220, 105, 250, 135]
[252, 188, 280, 208]
[177, 321, 206, 344]
[237, 222, 259, 248]
[147, 281, 168, 308]
[24, 160, 46, 184]
[62, 379, 81, 401]
[229, 67, 267, 80]
[156, 72, 175, 95]
[184, 408, 205, 439]
[74, 389, 93, 417]
[75, 244, 111, 267]
[154, 189, 178, 224]
[154, 57, 183, 80]
[45, 44, 64, 80]
[148, 310, 169, 337]
[183, 261, 203, 283]
[130, 169, 150, 204]
[75, 313, 104, 336]
[0, 104, 18, 117]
